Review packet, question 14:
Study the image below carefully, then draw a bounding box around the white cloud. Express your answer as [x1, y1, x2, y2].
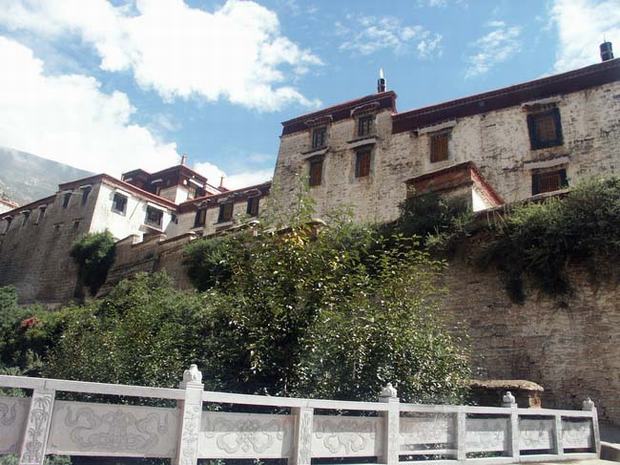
[337, 15, 442, 58]
[551, 0, 620, 72]
[0, 0, 322, 111]
[465, 21, 521, 78]
[194, 162, 272, 190]
[0, 36, 181, 176]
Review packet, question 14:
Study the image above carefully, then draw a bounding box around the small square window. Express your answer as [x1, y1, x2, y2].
[309, 158, 323, 187]
[430, 131, 450, 163]
[532, 169, 567, 195]
[145, 206, 164, 228]
[527, 108, 563, 149]
[218, 203, 234, 223]
[194, 208, 206, 227]
[311, 126, 327, 149]
[62, 192, 72, 209]
[357, 115, 375, 137]
[355, 149, 371, 178]
[247, 197, 260, 217]
[112, 193, 128, 214]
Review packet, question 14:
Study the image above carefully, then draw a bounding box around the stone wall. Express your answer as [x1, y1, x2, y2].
[441, 260, 620, 426]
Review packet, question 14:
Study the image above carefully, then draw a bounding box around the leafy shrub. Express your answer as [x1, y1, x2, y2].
[70, 230, 116, 297]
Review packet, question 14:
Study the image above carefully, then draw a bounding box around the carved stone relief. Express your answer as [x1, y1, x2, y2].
[46, 401, 178, 458]
[0, 396, 29, 454]
[465, 417, 508, 453]
[296, 408, 313, 465]
[562, 419, 593, 449]
[199, 411, 293, 459]
[20, 390, 55, 465]
[400, 413, 455, 451]
[312, 416, 382, 457]
[180, 405, 202, 465]
[519, 418, 554, 450]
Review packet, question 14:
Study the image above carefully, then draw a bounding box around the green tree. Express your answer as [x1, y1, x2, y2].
[70, 230, 116, 298]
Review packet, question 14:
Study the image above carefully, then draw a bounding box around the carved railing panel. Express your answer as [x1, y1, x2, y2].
[519, 417, 554, 451]
[562, 419, 593, 449]
[465, 416, 509, 453]
[198, 411, 293, 459]
[46, 400, 178, 458]
[400, 413, 455, 452]
[312, 415, 383, 457]
[0, 396, 29, 454]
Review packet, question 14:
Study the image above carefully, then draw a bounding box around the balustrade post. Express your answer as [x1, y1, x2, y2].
[583, 397, 601, 456]
[503, 391, 519, 461]
[291, 406, 314, 465]
[175, 365, 204, 465]
[553, 413, 564, 458]
[378, 383, 400, 465]
[19, 388, 55, 465]
[456, 407, 467, 462]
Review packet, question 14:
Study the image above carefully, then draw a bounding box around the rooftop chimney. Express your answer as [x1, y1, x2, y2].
[600, 41, 614, 61]
[377, 68, 386, 93]
[180, 154, 188, 165]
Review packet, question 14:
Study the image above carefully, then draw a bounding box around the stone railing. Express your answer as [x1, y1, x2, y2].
[0, 366, 600, 465]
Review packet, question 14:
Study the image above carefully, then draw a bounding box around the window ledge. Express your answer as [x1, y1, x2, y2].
[524, 155, 570, 170]
[347, 136, 377, 148]
[215, 220, 233, 226]
[111, 208, 126, 216]
[302, 147, 328, 157]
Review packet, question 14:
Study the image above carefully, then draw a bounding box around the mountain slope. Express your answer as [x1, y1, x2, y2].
[0, 147, 93, 206]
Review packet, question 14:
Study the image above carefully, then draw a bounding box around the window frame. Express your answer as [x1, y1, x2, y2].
[194, 208, 207, 228]
[247, 196, 260, 217]
[532, 168, 568, 195]
[355, 149, 372, 178]
[527, 108, 563, 150]
[357, 114, 375, 138]
[308, 158, 323, 187]
[217, 202, 234, 223]
[80, 185, 92, 206]
[62, 192, 72, 209]
[429, 130, 451, 163]
[111, 193, 128, 215]
[311, 126, 327, 150]
[144, 205, 164, 228]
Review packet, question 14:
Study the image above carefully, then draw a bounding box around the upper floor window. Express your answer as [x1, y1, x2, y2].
[62, 192, 72, 209]
[311, 126, 327, 149]
[355, 149, 371, 178]
[112, 193, 128, 215]
[81, 186, 92, 206]
[527, 108, 563, 150]
[36, 206, 46, 225]
[532, 168, 567, 195]
[430, 130, 450, 163]
[22, 211, 30, 227]
[218, 202, 234, 223]
[247, 197, 260, 217]
[2, 217, 12, 234]
[145, 206, 164, 228]
[357, 115, 375, 138]
[194, 208, 206, 227]
[309, 158, 323, 187]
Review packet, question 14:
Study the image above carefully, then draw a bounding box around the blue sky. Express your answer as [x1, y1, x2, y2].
[0, 0, 618, 189]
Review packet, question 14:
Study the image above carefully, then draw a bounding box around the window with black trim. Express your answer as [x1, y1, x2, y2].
[218, 203, 234, 223]
[357, 115, 375, 137]
[145, 206, 164, 228]
[112, 193, 128, 214]
[309, 158, 323, 186]
[3, 217, 12, 233]
[22, 211, 30, 226]
[36, 206, 46, 224]
[532, 168, 567, 195]
[62, 192, 71, 209]
[527, 108, 563, 149]
[311, 126, 327, 149]
[194, 209, 206, 227]
[355, 149, 371, 178]
[81, 186, 92, 206]
[247, 197, 260, 217]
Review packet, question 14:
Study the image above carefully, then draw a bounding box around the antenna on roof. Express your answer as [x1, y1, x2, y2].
[219, 176, 224, 188]
[180, 154, 188, 165]
[600, 40, 614, 61]
[377, 68, 386, 93]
